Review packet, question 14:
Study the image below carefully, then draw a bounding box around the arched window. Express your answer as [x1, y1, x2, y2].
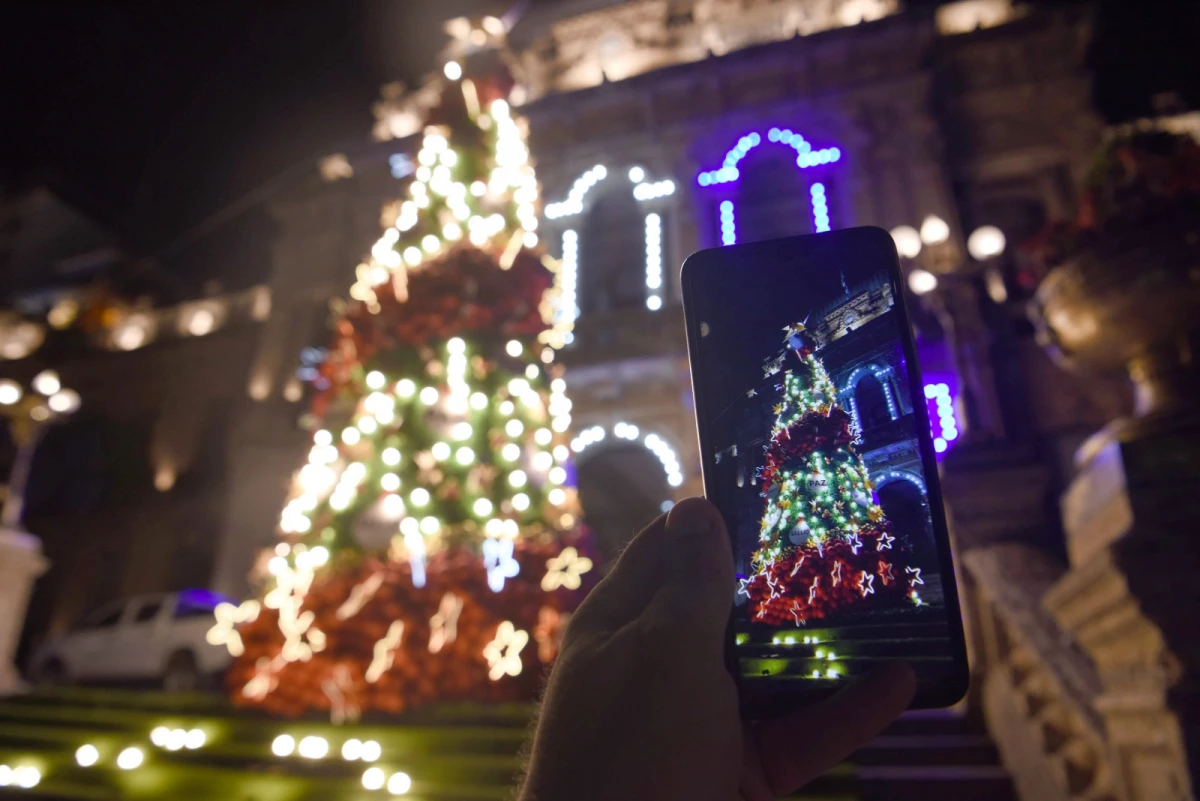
[854, 373, 892, 431]
[544, 166, 677, 320]
[580, 191, 646, 314]
[697, 128, 844, 247]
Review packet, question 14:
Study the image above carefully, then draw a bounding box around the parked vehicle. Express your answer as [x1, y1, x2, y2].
[30, 589, 235, 691]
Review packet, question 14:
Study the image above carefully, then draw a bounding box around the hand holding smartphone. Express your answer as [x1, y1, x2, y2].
[681, 227, 968, 716]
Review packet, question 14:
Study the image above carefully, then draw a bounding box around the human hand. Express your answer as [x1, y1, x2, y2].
[519, 497, 916, 801]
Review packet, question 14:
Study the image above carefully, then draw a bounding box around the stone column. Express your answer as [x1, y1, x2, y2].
[0, 529, 47, 694]
[1042, 418, 1200, 801]
[0, 420, 50, 695]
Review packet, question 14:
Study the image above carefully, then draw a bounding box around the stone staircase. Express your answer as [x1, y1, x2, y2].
[0, 689, 1013, 800]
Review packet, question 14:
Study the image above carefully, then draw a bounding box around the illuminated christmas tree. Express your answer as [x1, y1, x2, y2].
[741, 324, 920, 626]
[221, 31, 596, 718]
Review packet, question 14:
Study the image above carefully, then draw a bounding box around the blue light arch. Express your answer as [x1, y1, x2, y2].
[696, 128, 843, 244]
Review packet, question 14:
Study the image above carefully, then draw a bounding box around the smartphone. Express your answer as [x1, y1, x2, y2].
[680, 226, 968, 715]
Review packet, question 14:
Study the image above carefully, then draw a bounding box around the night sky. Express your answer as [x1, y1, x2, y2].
[1, 0, 1196, 257]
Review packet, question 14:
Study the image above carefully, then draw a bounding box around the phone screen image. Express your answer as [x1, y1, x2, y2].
[682, 228, 966, 707]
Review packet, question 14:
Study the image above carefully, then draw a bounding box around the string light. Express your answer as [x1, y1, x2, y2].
[362, 767, 386, 790]
[76, 744, 100, 767]
[117, 747, 144, 770]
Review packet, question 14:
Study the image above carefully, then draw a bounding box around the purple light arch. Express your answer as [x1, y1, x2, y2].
[696, 128, 843, 244]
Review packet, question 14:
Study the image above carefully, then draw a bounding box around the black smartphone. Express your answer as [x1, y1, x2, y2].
[680, 226, 968, 715]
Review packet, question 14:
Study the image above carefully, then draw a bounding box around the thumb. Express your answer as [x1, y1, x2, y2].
[650, 498, 734, 648]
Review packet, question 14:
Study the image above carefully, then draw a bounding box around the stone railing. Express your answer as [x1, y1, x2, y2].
[962, 543, 1118, 801]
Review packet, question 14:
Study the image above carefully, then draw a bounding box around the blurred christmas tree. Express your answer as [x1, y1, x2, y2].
[742, 324, 919, 626]
[222, 21, 595, 718]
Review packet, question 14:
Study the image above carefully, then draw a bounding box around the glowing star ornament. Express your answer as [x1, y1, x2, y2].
[336, 573, 385, 621]
[541, 546, 593, 591]
[859, 572, 876, 597]
[206, 600, 261, 657]
[483, 537, 520, 592]
[365, 621, 405, 683]
[849, 533, 862, 555]
[427, 592, 464, 653]
[876, 531, 895, 551]
[831, 561, 842, 587]
[878, 561, 894, 585]
[790, 601, 805, 626]
[736, 577, 752, 599]
[808, 576, 821, 605]
[483, 620, 529, 681]
[905, 566, 924, 586]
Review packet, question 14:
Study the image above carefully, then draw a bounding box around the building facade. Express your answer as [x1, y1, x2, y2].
[6, 0, 1126, 658]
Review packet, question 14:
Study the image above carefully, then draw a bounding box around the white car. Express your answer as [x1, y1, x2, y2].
[31, 589, 236, 691]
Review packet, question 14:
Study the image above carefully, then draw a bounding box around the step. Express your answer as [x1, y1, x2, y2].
[853, 734, 998, 766]
[858, 765, 1015, 801]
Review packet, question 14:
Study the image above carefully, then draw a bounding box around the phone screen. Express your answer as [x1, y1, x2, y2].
[682, 227, 966, 708]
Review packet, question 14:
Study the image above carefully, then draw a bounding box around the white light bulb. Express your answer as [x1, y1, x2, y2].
[505, 340, 522, 357]
[117, 747, 144, 770]
[512, 493, 530, 511]
[342, 427, 361, 445]
[474, 498, 493, 516]
[549, 466, 567, 485]
[505, 419, 524, 437]
[549, 488, 566, 506]
[509, 470, 527, 488]
[456, 446, 475, 465]
[382, 447, 401, 465]
[420, 516, 440, 535]
[314, 429, 332, 446]
[470, 392, 488, 410]
[360, 740, 381, 762]
[366, 371, 386, 389]
[357, 417, 378, 434]
[362, 767, 386, 790]
[272, 735, 296, 757]
[451, 421, 473, 440]
[533, 451, 554, 471]
[381, 473, 401, 492]
[500, 400, 515, 415]
[76, 744, 99, 767]
[525, 364, 539, 380]
[908, 269, 938, 295]
[387, 772, 413, 795]
[0, 379, 22, 405]
[422, 235, 440, 254]
[298, 736, 329, 759]
[32, 370, 60, 396]
[553, 444, 569, 461]
[341, 739, 362, 761]
[888, 225, 921, 259]
[431, 442, 451, 461]
[447, 337, 466, 354]
[48, 389, 81, 414]
[410, 488, 430, 507]
[419, 386, 439, 405]
[443, 61, 462, 80]
[534, 428, 552, 446]
[919, 215, 950, 246]
[185, 729, 206, 750]
[967, 225, 1006, 261]
[501, 443, 521, 462]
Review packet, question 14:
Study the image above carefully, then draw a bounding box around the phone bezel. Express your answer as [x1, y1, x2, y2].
[680, 226, 970, 717]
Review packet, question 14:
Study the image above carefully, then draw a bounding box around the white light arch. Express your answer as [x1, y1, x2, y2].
[544, 164, 678, 316]
[570, 422, 685, 488]
[696, 127, 844, 244]
[842, 364, 898, 428]
[873, 469, 926, 495]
